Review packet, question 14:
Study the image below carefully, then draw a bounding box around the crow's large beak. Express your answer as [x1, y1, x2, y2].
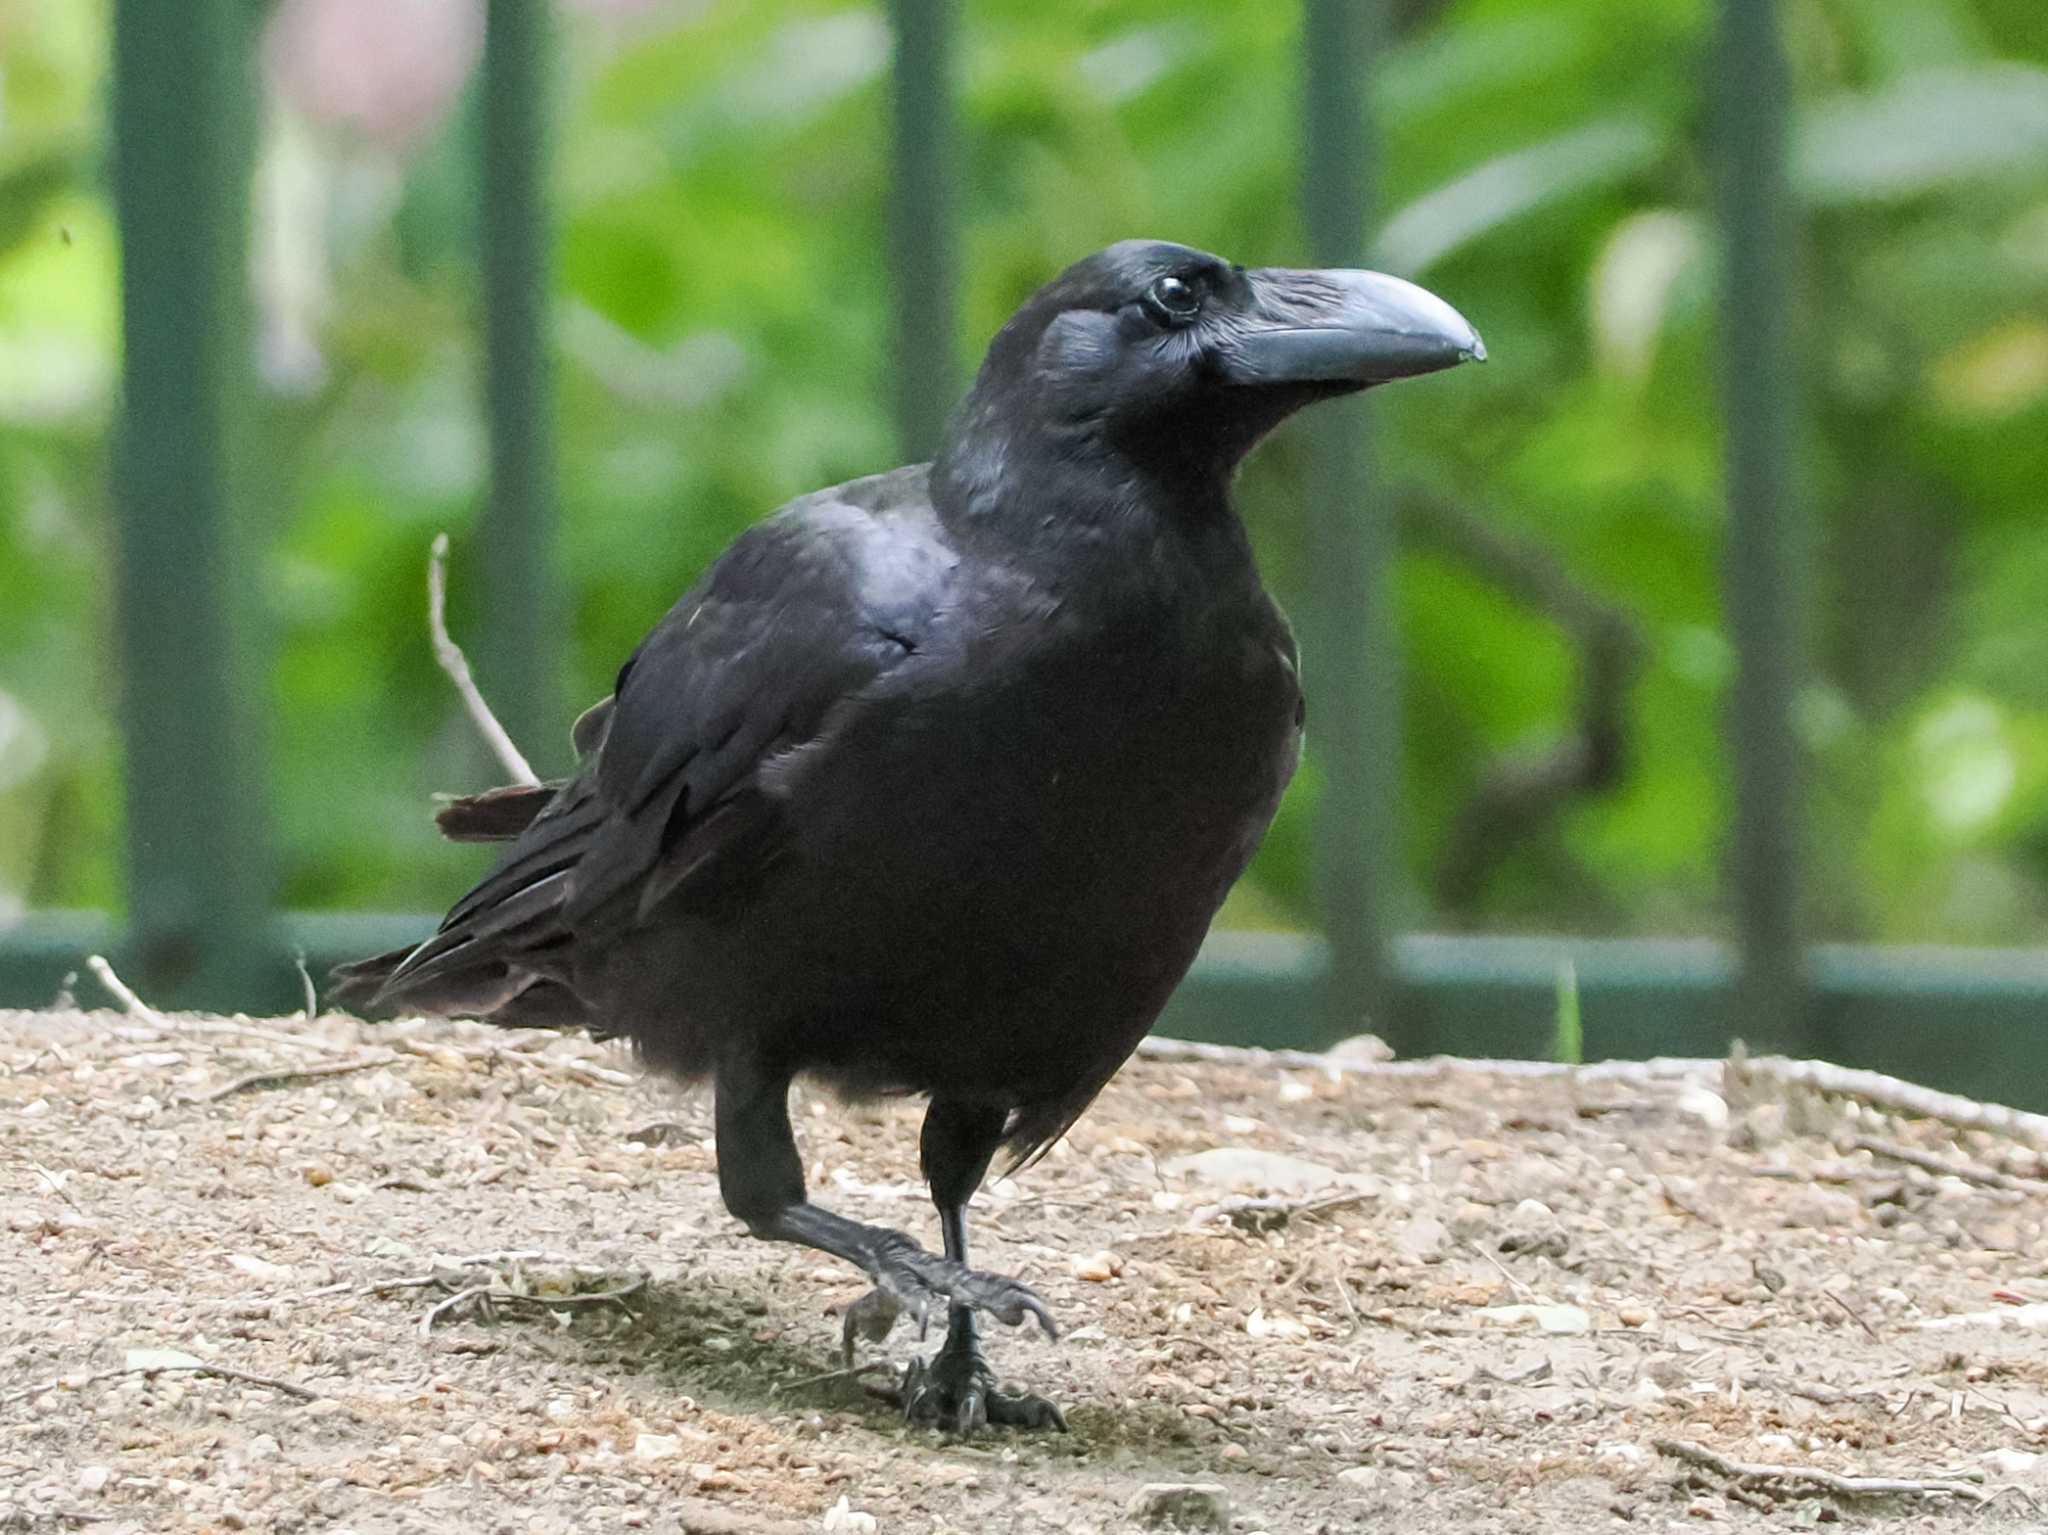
[1221, 268, 1485, 387]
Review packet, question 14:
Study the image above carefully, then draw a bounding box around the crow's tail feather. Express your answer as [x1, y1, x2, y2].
[435, 782, 559, 842]
[327, 942, 595, 1034]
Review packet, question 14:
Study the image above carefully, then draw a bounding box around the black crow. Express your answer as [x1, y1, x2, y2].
[336, 240, 1482, 1432]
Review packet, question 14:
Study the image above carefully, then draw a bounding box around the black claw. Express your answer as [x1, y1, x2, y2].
[988, 1389, 1066, 1432]
[1018, 1292, 1059, 1342]
[864, 1236, 1060, 1340]
[954, 1386, 985, 1436]
[873, 1345, 1064, 1437]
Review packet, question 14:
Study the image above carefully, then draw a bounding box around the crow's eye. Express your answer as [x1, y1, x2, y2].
[1143, 275, 1201, 326]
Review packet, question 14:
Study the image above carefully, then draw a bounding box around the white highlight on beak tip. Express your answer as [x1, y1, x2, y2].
[1349, 270, 1485, 359]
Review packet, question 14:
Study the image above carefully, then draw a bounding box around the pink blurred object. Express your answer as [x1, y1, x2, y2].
[564, 0, 677, 15]
[263, 0, 485, 152]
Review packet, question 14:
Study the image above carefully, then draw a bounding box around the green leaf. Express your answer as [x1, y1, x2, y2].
[1796, 65, 2048, 204]
[1374, 115, 1664, 275]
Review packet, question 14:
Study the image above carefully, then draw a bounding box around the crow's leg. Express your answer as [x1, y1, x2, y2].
[714, 1060, 1057, 1359]
[863, 1099, 1066, 1433]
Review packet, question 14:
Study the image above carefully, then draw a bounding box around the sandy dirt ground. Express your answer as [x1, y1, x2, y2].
[3, 1003, 2046, 1534]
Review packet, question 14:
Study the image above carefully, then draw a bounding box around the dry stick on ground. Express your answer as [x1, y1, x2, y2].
[420, 1284, 495, 1338]
[85, 952, 163, 1020]
[1823, 1288, 1883, 1345]
[1653, 1437, 1992, 1506]
[1180, 1187, 1379, 1234]
[291, 953, 319, 1020]
[1133, 1037, 1712, 1084]
[86, 955, 351, 1056]
[0, 1359, 323, 1409]
[1853, 1134, 2048, 1193]
[1728, 1054, 2048, 1150]
[292, 1250, 595, 1302]
[1135, 1036, 2048, 1149]
[428, 531, 538, 788]
[393, 1035, 636, 1089]
[1327, 1262, 1364, 1339]
[773, 1361, 897, 1396]
[419, 1274, 649, 1338]
[188, 1053, 401, 1105]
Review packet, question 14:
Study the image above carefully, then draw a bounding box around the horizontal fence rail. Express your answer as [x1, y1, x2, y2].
[9, 0, 2047, 1115]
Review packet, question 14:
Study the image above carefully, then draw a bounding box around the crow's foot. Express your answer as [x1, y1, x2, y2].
[872, 1335, 1067, 1435]
[849, 1235, 1057, 1347]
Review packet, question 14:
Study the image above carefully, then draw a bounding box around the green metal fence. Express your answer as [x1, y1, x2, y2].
[9, 0, 2048, 1110]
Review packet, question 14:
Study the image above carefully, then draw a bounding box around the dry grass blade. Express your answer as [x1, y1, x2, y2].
[0, 1358, 323, 1408]
[419, 1273, 649, 1337]
[1853, 1134, 2047, 1193]
[1654, 1437, 1991, 1505]
[1185, 1187, 1379, 1233]
[394, 1036, 636, 1088]
[187, 1052, 399, 1104]
[1729, 1055, 2048, 1150]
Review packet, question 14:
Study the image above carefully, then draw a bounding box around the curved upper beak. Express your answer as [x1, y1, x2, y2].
[1221, 268, 1486, 387]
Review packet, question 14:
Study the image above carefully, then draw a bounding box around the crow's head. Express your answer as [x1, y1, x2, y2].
[955, 240, 1483, 480]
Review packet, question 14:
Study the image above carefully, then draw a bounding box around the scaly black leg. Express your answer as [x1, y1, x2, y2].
[859, 1098, 1066, 1434]
[714, 1059, 1056, 1360]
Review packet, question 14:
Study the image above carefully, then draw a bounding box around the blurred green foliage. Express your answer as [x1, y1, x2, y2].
[1, 0, 2046, 944]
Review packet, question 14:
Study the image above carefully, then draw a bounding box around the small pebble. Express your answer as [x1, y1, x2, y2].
[1127, 1482, 1231, 1530]
[1071, 1250, 1124, 1283]
[1475, 1303, 1592, 1335]
[632, 1434, 680, 1461]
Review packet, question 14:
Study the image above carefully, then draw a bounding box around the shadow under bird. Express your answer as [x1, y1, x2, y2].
[335, 240, 1483, 1433]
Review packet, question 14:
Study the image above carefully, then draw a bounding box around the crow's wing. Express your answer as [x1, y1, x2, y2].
[373, 481, 953, 1005]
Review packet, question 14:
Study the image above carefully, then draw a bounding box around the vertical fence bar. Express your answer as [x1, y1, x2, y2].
[478, 0, 560, 769]
[1301, 0, 1410, 1051]
[1715, 0, 1811, 1050]
[886, 0, 957, 463]
[110, 0, 276, 1007]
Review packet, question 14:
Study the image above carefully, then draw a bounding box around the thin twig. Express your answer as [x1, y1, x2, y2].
[420, 1275, 648, 1337]
[394, 1036, 636, 1088]
[1135, 1037, 2048, 1151]
[188, 1053, 399, 1104]
[1134, 1035, 1712, 1083]
[625, 1119, 699, 1146]
[86, 957, 350, 1055]
[420, 1284, 493, 1338]
[28, 1162, 82, 1214]
[86, 954, 161, 1020]
[1185, 1187, 1379, 1232]
[170, 1018, 351, 1054]
[1464, 1239, 1543, 1304]
[1653, 1437, 1990, 1505]
[292, 952, 319, 1021]
[1327, 1261, 1363, 1339]
[291, 1249, 581, 1302]
[1728, 1055, 2048, 1151]
[428, 532, 538, 787]
[1852, 1135, 2046, 1194]
[0, 1358, 322, 1408]
[773, 1360, 895, 1396]
[1823, 1288, 1883, 1345]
